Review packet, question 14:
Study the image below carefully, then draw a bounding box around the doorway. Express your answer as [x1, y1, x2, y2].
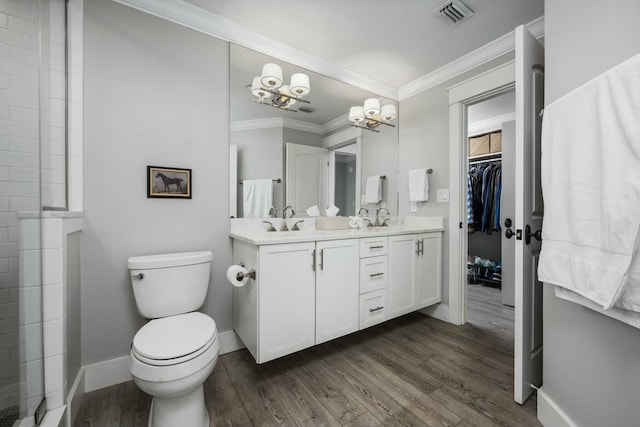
[466, 92, 515, 341]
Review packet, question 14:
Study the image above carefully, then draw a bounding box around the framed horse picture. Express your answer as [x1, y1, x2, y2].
[147, 166, 192, 199]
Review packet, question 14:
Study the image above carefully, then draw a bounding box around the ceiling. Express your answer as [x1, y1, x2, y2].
[184, 0, 544, 90]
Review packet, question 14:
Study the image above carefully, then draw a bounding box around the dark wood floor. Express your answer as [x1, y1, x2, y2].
[75, 287, 538, 427]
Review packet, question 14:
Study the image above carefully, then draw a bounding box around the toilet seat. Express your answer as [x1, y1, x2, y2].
[132, 312, 217, 366]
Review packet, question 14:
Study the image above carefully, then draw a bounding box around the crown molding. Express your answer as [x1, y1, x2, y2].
[398, 16, 544, 101]
[283, 118, 325, 134]
[112, 0, 398, 100]
[323, 113, 351, 135]
[230, 117, 324, 134]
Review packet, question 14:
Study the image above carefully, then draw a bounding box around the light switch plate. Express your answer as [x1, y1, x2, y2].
[436, 188, 450, 203]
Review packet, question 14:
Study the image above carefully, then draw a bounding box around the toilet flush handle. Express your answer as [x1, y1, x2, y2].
[131, 273, 144, 280]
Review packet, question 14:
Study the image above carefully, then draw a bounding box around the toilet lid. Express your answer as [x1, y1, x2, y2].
[133, 312, 216, 361]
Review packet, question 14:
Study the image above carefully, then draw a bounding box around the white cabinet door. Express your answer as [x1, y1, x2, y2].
[315, 239, 360, 344]
[416, 233, 442, 309]
[388, 234, 418, 319]
[258, 242, 316, 363]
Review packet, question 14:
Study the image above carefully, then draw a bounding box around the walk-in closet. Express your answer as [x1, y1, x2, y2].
[466, 92, 515, 340]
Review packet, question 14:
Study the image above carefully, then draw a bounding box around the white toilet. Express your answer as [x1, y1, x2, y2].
[128, 251, 218, 427]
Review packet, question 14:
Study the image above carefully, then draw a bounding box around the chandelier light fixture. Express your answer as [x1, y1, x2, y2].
[249, 63, 311, 112]
[348, 98, 397, 132]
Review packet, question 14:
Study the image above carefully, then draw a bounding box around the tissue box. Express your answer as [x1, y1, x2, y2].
[316, 217, 350, 230]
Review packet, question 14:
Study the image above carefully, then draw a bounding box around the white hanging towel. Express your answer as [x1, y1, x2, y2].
[242, 179, 273, 218]
[365, 175, 382, 203]
[537, 52, 640, 312]
[408, 169, 429, 202]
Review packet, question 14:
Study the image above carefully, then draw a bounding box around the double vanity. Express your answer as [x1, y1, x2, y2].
[230, 216, 443, 363]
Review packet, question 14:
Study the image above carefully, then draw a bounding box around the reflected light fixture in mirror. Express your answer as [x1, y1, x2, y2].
[250, 62, 311, 111]
[349, 98, 397, 132]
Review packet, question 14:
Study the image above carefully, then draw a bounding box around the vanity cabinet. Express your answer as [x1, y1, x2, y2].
[233, 238, 359, 363]
[232, 226, 442, 364]
[315, 239, 360, 344]
[358, 236, 389, 330]
[256, 242, 316, 363]
[388, 232, 442, 320]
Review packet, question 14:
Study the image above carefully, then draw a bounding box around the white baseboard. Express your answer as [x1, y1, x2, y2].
[82, 330, 246, 393]
[84, 356, 132, 393]
[537, 387, 577, 427]
[420, 303, 450, 323]
[219, 330, 245, 355]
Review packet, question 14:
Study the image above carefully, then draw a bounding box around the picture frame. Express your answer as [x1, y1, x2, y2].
[147, 166, 192, 199]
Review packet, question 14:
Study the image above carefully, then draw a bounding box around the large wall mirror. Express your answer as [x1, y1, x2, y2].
[230, 44, 399, 218]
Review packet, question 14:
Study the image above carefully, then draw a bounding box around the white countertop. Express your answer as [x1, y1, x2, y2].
[230, 216, 444, 245]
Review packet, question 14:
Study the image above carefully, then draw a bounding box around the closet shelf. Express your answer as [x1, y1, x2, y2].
[469, 152, 502, 162]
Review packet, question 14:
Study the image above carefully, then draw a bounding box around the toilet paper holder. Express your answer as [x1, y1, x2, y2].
[237, 262, 256, 281]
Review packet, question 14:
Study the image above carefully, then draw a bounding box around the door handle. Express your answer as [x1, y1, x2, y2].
[504, 218, 514, 239]
[420, 239, 424, 255]
[525, 225, 542, 245]
[311, 250, 316, 272]
[415, 240, 421, 255]
[319, 248, 324, 270]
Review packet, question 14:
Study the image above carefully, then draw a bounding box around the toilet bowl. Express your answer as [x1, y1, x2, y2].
[128, 251, 217, 427]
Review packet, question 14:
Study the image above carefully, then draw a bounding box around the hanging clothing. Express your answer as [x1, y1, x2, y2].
[467, 161, 501, 234]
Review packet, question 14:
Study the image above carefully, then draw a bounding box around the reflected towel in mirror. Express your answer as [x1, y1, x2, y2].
[242, 179, 273, 218]
[365, 175, 382, 203]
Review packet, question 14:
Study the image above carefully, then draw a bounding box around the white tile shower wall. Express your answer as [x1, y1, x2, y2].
[1, 0, 39, 412]
[18, 213, 81, 416]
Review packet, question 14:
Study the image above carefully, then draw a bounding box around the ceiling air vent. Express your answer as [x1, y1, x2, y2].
[433, 0, 474, 27]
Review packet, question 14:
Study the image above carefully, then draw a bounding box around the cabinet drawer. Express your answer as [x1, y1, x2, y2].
[360, 236, 388, 257]
[359, 289, 388, 330]
[359, 256, 387, 293]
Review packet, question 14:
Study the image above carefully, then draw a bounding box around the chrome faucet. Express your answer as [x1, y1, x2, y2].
[281, 205, 296, 231]
[268, 206, 277, 218]
[374, 207, 390, 227]
[357, 207, 369, 217]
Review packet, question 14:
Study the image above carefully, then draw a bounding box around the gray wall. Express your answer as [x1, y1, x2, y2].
[361, 126, 399, 214]
[283, 128, 323, 148]
[542, 1, 640, 425]
[398, 53, 514, 306]
[82, 0, 231, 365]
[232, 127, 284, 217]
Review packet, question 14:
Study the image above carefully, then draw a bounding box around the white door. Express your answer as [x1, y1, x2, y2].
[514, 25, 545, 404]
[285, 143, 329, 213]
[259, 242, 316, 363]
[315, 239, 360, 344]
[387, 234, 417, 319]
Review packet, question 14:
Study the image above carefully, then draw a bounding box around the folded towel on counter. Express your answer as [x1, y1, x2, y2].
[409, 169, 429, 202]
[538, 52, 640, 311]
[365, 175, 383, 203]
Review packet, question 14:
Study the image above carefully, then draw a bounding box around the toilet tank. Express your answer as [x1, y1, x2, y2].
[128, 251, 213, 319]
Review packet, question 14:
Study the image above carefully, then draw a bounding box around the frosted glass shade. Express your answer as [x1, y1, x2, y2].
[349, 106, 365, 123]
[251, 76, 270, 99]
[290, 73, 310, 96]
[381, 104, 397, 122]
[364, 98, 380, 117]
[261, 63, 283, 88]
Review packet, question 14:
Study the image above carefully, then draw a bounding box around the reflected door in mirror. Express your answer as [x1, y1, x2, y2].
[285, 143, 329, 213]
